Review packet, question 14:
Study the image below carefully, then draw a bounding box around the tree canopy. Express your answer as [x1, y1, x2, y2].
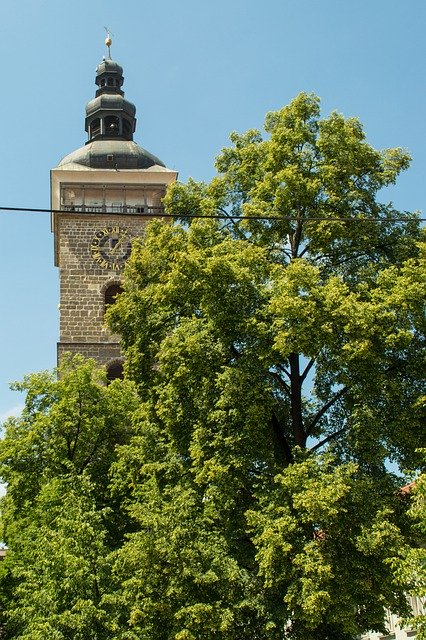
[393, 452, 426, 640]
[107, 93, 425, 638]
[1, 93, 425, 639]
[0, 356, 139, 639]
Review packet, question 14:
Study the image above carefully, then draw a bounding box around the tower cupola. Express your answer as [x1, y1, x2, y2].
[57, 37, 165, 170]
[85, 57, 137, 142]
[95, 59, 124, 96]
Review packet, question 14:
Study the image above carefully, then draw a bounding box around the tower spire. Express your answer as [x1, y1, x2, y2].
[104, 27, 113, 59]
[84, 42, 138, 143]
[56, 44, 167, 170]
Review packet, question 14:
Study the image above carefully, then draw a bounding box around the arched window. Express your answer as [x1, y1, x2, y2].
[104, 284, 123, 314]
[91, 118, 101, 138]
[105, 115, 120, 136]
[106, 361, 124, 382]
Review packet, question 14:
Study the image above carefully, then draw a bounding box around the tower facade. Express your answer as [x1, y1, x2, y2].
[51, 50, 177, 375]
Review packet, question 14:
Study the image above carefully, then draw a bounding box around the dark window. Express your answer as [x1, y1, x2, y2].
[100, 79, 106, 87]
[91, 118, 101, 138]
[106, 361, 123, 382]
[107, 77, 114, 86]
[105, 284, 123, 311]
[105, 115, 120, 136]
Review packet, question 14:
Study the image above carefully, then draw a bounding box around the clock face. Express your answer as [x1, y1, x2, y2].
[90, 226, 132, 270]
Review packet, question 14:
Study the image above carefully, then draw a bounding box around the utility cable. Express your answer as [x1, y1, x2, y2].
[0, 205, 423, 222]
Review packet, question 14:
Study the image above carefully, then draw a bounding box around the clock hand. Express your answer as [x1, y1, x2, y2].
[110, 233, 127, 256]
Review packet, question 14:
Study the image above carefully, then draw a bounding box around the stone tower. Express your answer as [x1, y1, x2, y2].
[51, 44, 177, 377]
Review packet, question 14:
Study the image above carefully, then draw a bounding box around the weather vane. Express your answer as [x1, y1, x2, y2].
[104, 27, 114, 59]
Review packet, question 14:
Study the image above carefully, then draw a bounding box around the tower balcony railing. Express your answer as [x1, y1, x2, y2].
[61, 204, 165, 216]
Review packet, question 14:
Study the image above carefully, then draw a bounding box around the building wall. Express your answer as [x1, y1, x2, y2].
[51, 166, 177, 367]
[57, 341, 122, 366]
[57, 212, 150, 364]
[58, 213, 146, 334]
[360, 597, 425, 640]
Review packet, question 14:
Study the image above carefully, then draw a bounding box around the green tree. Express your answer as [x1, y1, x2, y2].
[0, 355, 138, 639]
[107, 94, 425, 638]
[393, 447, 426, 639]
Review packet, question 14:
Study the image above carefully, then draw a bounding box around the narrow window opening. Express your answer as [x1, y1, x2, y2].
[105, 284, 123, 313]
[91, 118, 101, 138]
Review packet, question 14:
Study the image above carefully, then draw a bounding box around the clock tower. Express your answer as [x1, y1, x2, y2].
[51, 43, 177, 377]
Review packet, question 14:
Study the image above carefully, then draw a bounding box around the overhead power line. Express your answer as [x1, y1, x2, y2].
[0, 205, 423, 223]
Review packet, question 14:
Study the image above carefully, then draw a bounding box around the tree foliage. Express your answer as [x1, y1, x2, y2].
[104, 94, 425, 638]
[1, 94, 424, 639]
[0, 356, 138, 639]
[393, 449, 426, 639]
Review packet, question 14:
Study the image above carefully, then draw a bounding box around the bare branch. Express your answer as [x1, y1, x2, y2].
[291, 219, 304, 258]
[309, 426, 347, 453]
[276, 363, 291, 381]
[300, 357, 316, 384]
[305, 386, 349, 436]
[298, 243, 311, 259]
[270, 370, 291, 397]
[79, 430, 106, 474]
[271, 412, 294, 465]
[217, 206, 247, 240]
[289, 352, 306, 446]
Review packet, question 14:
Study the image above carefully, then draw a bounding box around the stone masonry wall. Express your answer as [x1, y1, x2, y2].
[57, 342, 122, 366]
[58, 212, 148, 363]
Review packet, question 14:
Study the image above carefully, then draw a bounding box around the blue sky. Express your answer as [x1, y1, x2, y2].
[0, 0, 425, 423]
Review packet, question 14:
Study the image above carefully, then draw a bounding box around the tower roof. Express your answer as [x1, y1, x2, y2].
[57, 140, 165, 170]
[57, 47, 165, 170]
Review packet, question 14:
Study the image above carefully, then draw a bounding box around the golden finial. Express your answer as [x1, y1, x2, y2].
[104, 27, 114, 59]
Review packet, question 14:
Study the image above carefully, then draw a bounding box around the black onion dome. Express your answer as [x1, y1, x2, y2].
[56, 54, 165, 168]
[96, 59, 123, 78]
